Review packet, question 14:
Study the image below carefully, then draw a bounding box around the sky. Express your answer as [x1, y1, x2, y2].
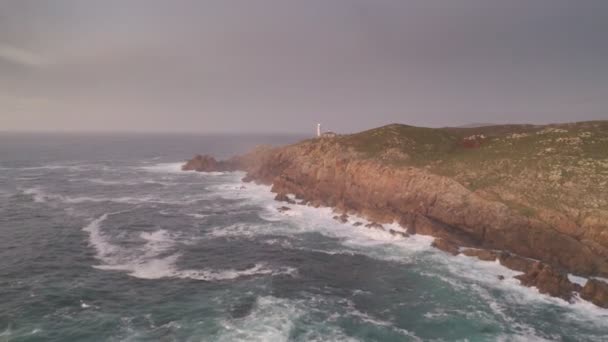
[1, 0, 607, 134]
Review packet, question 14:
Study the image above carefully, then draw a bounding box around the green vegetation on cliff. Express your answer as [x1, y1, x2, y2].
[336, 121, 608, 221]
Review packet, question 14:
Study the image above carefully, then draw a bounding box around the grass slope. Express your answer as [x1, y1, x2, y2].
[335, 121, 608, 217]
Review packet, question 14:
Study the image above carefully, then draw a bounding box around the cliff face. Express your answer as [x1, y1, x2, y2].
[242, 139, 607, 278]
[184, 121, 608, 307]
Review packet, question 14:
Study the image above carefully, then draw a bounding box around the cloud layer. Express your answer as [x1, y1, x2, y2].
[1, 0, 607, 133]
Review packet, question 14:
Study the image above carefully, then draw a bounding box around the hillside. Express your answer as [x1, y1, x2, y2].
[339, 121, 608, 222]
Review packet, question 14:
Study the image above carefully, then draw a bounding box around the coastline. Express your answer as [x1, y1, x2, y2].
[216, 167, 608, 316]
[182, 124, 608, 309]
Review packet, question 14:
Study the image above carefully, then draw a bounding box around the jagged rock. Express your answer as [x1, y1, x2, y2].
[580, 279, 608, 308]
[498, 252, 535, 273]
[497, 275, 505, 281]
[332, 214, 348, 223]
[389, 229, 409, 238]
[277, 206, 291, 213]
[353, 222, 363, 227]
[431, 238, 460, 255]
[462, 248, 498, 261]
[182, 154, 246, 172]
[333, 214, 348, 223]
[365, 222, 384, 230]
[182, 155, 221, 172]
[515, 262, 582, 302]
[275, 193, 296, 204]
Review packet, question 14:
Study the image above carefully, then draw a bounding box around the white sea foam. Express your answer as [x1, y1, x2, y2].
[437, 252, 608, 329]
[187, 213, 209, 219]
[83, 213, 295, 281]
[593, 276, 608, 283]
[262, 238, 294, 249]
[23, 187, 48, 203]
[0, 327, 11, 337]
[22, 187, 206, 206]
[82, 213, 121, 261]
[139, 162, 184, 174]
[13, 164, 88, 171]
[210, 190, 433, 263]
[568, 274, 589, 286]
[342, 299, 422, 341]
[215, 296, 357, 342]
[215, 294, 423, 341]
[87, 178, 135, 186]
[215, 296, 303, 342]
[176, 264, 297, 281]
[207, 177, 608, 328]
[140, 162, 226, 176]
[86, 178, 173, 186]
[23, 187, 147, 204]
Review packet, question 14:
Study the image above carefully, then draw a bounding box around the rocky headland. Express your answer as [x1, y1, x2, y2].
[183, 121, 608, 308]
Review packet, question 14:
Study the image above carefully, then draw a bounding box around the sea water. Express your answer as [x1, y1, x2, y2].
[0, 133, 607, 341]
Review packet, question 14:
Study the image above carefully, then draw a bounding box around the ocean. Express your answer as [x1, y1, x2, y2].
[0, 133, 607, 342]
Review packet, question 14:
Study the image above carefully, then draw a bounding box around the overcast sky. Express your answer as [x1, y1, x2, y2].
[1, 0, 607, 133]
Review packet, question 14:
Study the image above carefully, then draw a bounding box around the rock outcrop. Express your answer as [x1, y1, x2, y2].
[181, 154, 238, 172]
[581, 279, 608, 308]
[515, 262, 582, 302]
[462, 248, 499, 262]
[431, 238, 460, 255]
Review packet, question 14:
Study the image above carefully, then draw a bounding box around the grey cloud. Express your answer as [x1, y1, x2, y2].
[1, 0, 607, 133]
[0, 44, 48, 67]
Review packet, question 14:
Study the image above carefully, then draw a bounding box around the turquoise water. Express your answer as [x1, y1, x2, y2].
[0, 134, 607, 341]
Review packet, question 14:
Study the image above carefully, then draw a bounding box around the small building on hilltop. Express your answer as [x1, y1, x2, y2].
[321, 131, 338, 138]
[316, 123, 339, 138]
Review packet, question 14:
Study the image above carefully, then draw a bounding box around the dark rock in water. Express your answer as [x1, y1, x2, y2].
[275, 193, 296, 204]
[431, 238, 460, 255]
[365, 222, 384, 230]
[498, 275, 505, 281]
[581, 279, 608, 308]
[389, 229, 409, 238]
[353, 222, 363, 227]
[515, 262, 582, 302]
[333, 214, 348, 223]
[229, 296, 257, 319]
[182, 154, 238, 172]
[277, 206, 291, 213]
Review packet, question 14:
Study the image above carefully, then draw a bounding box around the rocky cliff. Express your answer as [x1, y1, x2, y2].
[184, 121, 608, 307]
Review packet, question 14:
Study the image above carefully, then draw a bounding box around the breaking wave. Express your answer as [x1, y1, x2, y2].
[82, 213, 295, 281]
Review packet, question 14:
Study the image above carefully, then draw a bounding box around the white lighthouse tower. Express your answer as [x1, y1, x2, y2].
[317, 123, 321, 137]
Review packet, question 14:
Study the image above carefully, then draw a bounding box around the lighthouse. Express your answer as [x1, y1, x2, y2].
[317, 123, 321, 137]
